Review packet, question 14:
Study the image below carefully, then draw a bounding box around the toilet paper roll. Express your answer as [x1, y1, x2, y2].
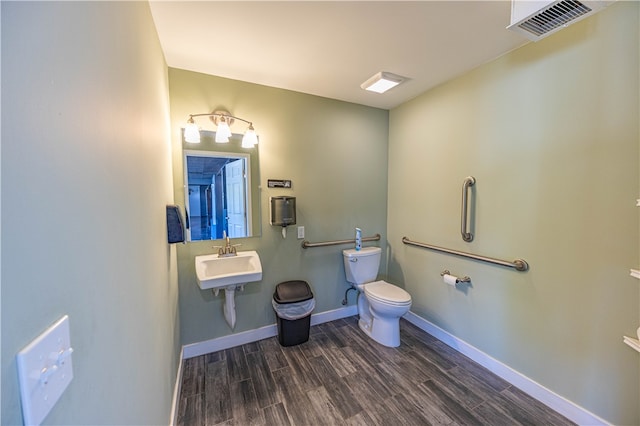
[443, 274, 457, 286]
[637, 326, 640, 341]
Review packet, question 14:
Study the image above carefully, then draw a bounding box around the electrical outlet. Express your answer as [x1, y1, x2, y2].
[297, 226, 305, 239]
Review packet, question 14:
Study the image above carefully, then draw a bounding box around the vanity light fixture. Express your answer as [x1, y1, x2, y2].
[360, 71, 406, 94]
[184, 110, 258, 147]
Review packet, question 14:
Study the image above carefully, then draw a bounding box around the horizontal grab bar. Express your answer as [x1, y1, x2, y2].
[302, 233, 381, 249]
[402, 236, 529, 272]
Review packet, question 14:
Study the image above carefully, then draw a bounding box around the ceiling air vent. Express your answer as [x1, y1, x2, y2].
[507, 0, 614, 41]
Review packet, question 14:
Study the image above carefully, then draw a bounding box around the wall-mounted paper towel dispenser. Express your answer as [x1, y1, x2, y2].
[166, 205, 185, 244]
[270, 196, 296, 227]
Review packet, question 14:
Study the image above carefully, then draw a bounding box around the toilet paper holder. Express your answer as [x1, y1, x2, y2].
[441, 270, 471, 284]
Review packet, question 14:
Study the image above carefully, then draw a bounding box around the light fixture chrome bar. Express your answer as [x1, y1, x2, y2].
[301, 233, 381, 249]
[188, 112, 253, 127]
[402, 237, 529, 272]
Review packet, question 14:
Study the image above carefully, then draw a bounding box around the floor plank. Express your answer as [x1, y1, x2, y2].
[271, 367, 319, 425]
[308, 354, 363, 419]
[279, 345, 322, 392]
[244, 350, 279, 409]
[225, 345, 249, 383]
[176, 316, 575, 426]
[229, 378, 263, 426]
[204, 358, 231, 425]
[262, 403, 291, 426]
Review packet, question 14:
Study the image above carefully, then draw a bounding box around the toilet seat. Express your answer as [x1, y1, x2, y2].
[364, 280, 411, 306]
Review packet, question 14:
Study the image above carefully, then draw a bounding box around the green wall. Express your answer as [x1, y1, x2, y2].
[1, 2, 180, 424]
[387, 2, 639, 424]
[169, 69, 389, 345]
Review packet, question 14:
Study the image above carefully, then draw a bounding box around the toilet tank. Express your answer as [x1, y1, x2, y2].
[343, 247, 382, 284]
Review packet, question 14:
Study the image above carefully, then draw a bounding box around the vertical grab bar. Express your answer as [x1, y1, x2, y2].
[461, 176, 476, 242]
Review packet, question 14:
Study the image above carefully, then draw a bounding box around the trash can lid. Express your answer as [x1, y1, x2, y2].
[273, 280, 313, 304]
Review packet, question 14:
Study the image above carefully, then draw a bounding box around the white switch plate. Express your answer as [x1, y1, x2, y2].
[297, 226, 305, 239]
[16, 315, 73, 425]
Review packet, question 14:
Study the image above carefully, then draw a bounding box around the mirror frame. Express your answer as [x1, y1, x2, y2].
[182, 130, 261, 242]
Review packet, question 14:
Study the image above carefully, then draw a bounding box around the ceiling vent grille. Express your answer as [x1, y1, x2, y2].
[519, 0, 591, 36]
[507, 0, 613, 41]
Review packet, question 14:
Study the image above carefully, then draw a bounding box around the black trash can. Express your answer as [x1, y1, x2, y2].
[272, 280, 315, 346]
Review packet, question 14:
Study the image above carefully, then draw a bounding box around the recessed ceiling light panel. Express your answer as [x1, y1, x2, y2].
[361, 71, 406, 94]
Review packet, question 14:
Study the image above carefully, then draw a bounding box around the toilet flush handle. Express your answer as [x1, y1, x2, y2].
[349, 258, 358, 262]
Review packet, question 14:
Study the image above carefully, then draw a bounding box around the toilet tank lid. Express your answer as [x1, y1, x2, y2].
[343, 247, 381, 257]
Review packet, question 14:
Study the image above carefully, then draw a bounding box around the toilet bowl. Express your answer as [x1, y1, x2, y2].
[343, 247, 412, 347]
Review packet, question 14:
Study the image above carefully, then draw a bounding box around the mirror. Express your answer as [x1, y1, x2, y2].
[183, 130, 261, 241]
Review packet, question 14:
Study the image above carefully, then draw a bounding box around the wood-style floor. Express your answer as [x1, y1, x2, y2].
[176, 316, 575, 425]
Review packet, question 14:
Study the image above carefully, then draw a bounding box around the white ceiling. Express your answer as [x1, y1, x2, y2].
[149, 1, 529, 110]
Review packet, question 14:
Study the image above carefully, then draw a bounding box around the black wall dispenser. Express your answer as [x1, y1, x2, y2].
[270, 196, 296, 238]
[166, 205, 185, 244]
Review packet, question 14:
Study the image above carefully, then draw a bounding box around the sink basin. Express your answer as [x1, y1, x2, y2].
[195, 250, 262, 290]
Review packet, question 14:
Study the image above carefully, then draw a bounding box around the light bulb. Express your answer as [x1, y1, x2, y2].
[241, 126, 258, 148]
[215, 117, 232, 143]
[184, 119, 201, 143]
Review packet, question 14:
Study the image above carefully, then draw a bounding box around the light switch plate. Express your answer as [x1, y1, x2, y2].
[16, 315, 73, 425]
[297, 226, 305, 239]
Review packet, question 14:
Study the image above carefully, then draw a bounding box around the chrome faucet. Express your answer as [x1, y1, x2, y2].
[216, 232, 239, 257]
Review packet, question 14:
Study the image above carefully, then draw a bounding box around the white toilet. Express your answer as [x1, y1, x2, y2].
[343, 247, 412, 347]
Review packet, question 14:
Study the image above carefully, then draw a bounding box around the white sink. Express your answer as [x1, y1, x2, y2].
[195, 250, 263, 329]
[195, 250, 262, 290]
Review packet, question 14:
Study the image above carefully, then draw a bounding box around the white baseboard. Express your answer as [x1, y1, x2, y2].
[169, 346, 184, 426]
[182, 323, 278, 359]
[182, 305, 357, 359]
[403, 311, 610, 426]
[311, 304, 357, 326]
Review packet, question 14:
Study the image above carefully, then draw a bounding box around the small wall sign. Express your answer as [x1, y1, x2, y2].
[268, 179, 292, 188]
